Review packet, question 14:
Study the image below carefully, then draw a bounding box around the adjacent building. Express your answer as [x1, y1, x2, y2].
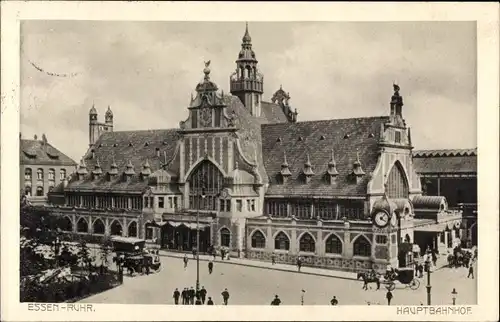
[20, 134, 77, 206]
[44, 24, 464, 272]
[413, 149, 477, 247]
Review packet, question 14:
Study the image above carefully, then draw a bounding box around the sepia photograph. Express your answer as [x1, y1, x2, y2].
[1, 2, 498, 321]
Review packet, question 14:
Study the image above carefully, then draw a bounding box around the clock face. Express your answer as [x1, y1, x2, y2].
[373, 212, 390, 228]
[390, 214, 397, 227]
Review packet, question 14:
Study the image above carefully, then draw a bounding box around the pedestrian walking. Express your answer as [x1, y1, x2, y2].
[192, 247, 197, 259]
[181, 288, 188, 305]
[221, 288, 230, 305]
[200, 286, 207, 304]
[221, 248, 225, 261]
[183, 254, 188, 269]
[432, 251, 437, 267]
[297, 257, 302, 272]
[195, 298, 202, 305]
[271, 295, 281, 305]
[189, 287, 195, 305]
[418, 263, 424, 278]
[173, 288, 180, 305]
[386, 290, 393, 306]
[208, 260, 214, 274]
[330, 296, 338, 305]
[468, 264, 474, 278]
[207, 297, 214, 305]
[271, 253, 276, 265]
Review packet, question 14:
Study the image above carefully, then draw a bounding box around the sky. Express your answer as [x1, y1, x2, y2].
[20, 21, 477, 163]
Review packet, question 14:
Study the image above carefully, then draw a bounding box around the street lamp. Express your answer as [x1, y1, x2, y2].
[53, 236, 61, 267]
[196, 188, 206, 296]
[451, 288, 458, 305]
[301, 289, 306, 305]
[425, 248, 432, 305]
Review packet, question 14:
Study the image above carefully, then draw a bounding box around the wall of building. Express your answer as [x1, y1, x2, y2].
[245, 218, 397, 273]
[21, 164, 75, 201]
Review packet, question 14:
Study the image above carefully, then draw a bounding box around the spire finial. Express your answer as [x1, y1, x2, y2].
[242, 22, 252, 43]
[283, 151, 288, 165]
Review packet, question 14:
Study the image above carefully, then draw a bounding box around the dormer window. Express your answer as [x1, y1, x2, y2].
[351, 151, 365, 183]
[326, 149, 339, 185]
[303, 153, 314, 183]
[280, 151, 292, 184]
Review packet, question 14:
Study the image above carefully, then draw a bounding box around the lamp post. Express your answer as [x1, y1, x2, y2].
[301, 289, 305, 305]
[451, 288, 457, 305]
[196, 188, 206, 295]
[425, 248, 432, 305]
[53, 236, 61, 267]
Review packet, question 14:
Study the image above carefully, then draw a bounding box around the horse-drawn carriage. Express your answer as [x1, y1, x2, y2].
[358, 267, 420, 291]
[111, 236, 161, 276]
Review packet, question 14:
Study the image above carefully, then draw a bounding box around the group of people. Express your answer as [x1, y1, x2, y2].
[183, 255, 215, 275]
[172, 287, 230, 305]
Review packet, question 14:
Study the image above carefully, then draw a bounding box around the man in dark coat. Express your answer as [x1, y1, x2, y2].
[183, 255, 188, 269]
[271, 295, 281, 305]
[297, 257, 302, 272]
[207, 297, 214, 305]
[221, 288, 230, 305]
[208, 260, 214, 274]
[221, 249, 225, 261]
[200, 286, 207, 304]
[189, 287, 195, 304]
[173, 288, 180, 305]
[330, 296, 338, 305]
[181, 288, 188, 305]
[271, 253, 276, 265]
[468, 264, 474, 278]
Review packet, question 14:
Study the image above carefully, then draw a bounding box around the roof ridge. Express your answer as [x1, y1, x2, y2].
[261, 115, 390, 128]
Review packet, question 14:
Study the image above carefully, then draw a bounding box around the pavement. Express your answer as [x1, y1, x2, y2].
[79, 249, 476, 306]
[82, 242, 451, 282]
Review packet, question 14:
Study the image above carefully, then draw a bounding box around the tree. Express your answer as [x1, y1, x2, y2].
[77, 240, 91, 270]
[100, 237, 113, 267]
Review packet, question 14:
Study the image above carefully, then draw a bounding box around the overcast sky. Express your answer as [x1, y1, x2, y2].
[20, 21, 476, 163]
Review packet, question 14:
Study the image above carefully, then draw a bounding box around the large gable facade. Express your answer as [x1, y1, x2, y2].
[45, 24, 463, 273]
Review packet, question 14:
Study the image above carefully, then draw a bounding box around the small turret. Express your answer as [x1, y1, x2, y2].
[108, 156, 119, 179]
[280, 151, 292, 183]
[77, 159, 88, 180]
[326, 148, 339, 184]
[351, 151, 365, 183]
[303, 153, 314, 183]
[105, 105, 113, 125]
[141, 159, 152, 180]
[92, 158, 103, 179]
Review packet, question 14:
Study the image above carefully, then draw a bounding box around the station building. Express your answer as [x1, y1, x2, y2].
[45, 24, 463, 272]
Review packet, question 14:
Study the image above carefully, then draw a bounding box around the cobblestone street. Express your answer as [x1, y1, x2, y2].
[81, 254, 477, 305]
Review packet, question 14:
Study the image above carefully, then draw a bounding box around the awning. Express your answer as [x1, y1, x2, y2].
[415, 223, 446, 233]
[166, 222, 210, 230]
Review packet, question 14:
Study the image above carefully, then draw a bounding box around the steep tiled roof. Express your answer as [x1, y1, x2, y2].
[224, 95, 269, 183]
[412, 149, 477, 174]
[413, 149, 477, 157]
[20, 139, 77, 166]
[66, 129, 180, 192]
[261, 116, 390, 197]
[260, 101, 289, 124]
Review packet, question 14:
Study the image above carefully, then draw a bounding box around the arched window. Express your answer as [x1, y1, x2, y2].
[386, 162, 409, 199]
[274, 232, 290, 250]
[37, 168, 44, 180]
[188, 160, 224, 211]
[25, 168, 32, 181]
[251, 230, 266, 248]
[404, 234, 411, 243]
[110, 220, 123, 236]
[76, 218, 88, 233]
[36, 186, 44, 196]
[220, 228, 230, 247]
[48, 168, 55, 181]
[24, 185, 32, 196]
[128, 221, 138, 237]
[59, 216, 73, 232]
[325, 234, 343, 254]
[60, 169, 67, 181]
[93, 219, 105, 235]
[353, 235, 371, 257]
[299, 233, 316, 252]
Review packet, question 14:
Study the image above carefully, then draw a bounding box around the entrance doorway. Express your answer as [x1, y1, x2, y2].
[161, 223, 211, 253]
